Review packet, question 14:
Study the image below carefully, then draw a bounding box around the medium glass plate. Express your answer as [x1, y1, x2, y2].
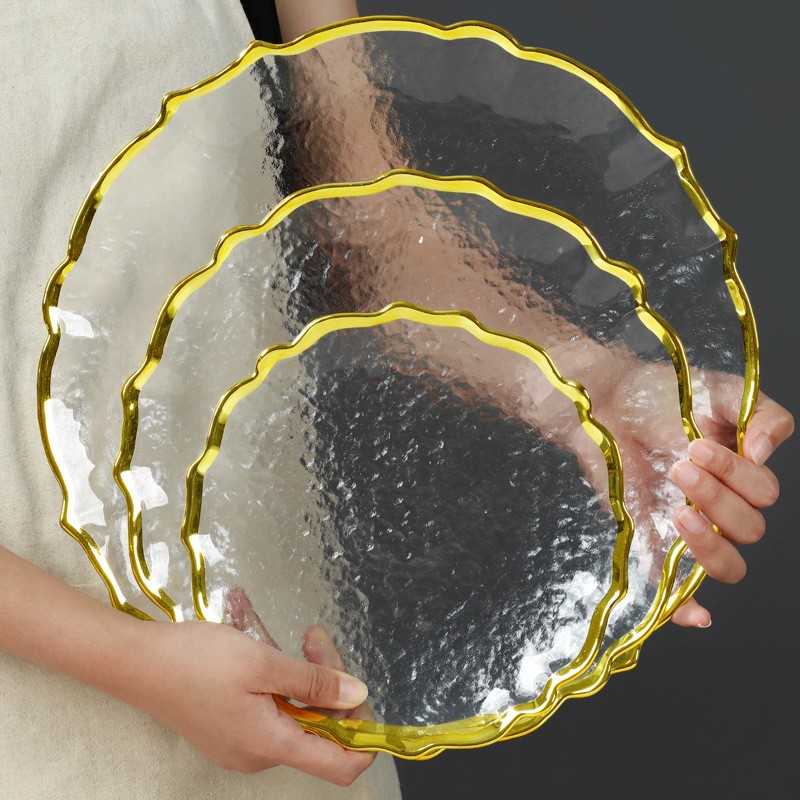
[122, 176, 693, 660]
[181, 304, 631, 754]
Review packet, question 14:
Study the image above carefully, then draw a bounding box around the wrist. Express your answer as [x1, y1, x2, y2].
[91, 616, 173, 712]
[62, 604, 148, 700]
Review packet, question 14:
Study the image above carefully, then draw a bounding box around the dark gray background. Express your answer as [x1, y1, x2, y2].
[240, 0, 799, 795]
[353, 2, 799, 798]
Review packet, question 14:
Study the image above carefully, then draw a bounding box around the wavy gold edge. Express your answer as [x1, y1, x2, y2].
[37, 336, 154, 621]
[181, 300, 635, 757]
[298, 534, 687, 759]
[114, 170, 702, 625]
[35, 13, 758, 741]
[114, 166, 709, 758]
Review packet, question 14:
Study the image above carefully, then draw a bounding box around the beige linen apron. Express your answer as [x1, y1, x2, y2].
[0, 2, 401, 796]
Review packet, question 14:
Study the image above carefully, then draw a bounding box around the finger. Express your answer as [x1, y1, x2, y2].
[743, 393, 795, 465]
[303, 625, 345, 671]
[670, 460, 766, 545]
[261, 648, 368, 710]
[224, 587, 280, 649]
[271, 713, 375, 787]
[687, 439, 780, 509]
[670, 597, 712, 628]
[303, 626, 376, 722]
[673, 506, 747, 584]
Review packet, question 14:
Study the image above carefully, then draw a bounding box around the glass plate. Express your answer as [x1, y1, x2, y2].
[123, 176, 692, 651]
[181, 304, 632, 754]
[123, 175, 695, 753]
[37, 17, 757, 749]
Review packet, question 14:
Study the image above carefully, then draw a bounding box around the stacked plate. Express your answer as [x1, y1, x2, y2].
[39, 18, 757, 758]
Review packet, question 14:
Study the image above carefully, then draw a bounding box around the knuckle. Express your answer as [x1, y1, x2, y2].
[334, 764, 361, 787]
[701, 473, 724, 506]
[712, 446, 735, 480]
[779, 408, 796, 437]
[710, 554, 746, 585]
[760, 476, 780, 508]
[231, 742, 267, 773]
[219, 754, 261, 774]
[246, 741, 269, 764]
[304, 664, 337, 705]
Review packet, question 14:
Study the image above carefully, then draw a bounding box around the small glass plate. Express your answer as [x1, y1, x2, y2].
[181, 304, 631, 754]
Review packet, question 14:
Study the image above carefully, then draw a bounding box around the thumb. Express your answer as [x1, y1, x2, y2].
[263, 648, 369, 710]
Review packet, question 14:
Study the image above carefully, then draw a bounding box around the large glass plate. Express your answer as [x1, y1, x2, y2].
[181, 304, 632, 755]
[37, 16, 757, 748]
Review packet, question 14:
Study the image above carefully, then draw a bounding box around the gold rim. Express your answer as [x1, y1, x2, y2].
[113, 170, 701, 626]
[182, 301, 634, 756]
[35, 16, 758, 752]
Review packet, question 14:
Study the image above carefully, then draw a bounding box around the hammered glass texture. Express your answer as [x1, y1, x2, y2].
[45, 72, 283, 615]
[191, 321, 618, 726]
[262, 32, 745, 372]
[132, 186, 688, 676]
[46, 24, 744, 622]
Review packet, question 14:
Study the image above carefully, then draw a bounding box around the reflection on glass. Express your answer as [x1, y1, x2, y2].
[184, 313, 624, 727]
[126, 180, 691, 662]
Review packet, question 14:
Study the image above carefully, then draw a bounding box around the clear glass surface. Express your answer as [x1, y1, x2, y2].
[187, 318, 621, 726]
[40, 21, 751, 734]
[131, 184, 689, 639]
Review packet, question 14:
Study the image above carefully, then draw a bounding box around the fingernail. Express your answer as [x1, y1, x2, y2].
[336, 673, 369, 706]
[672, 460, 701, 486]
[749, 433, 773, 466]
[688, 439, 714, 466]
[696, 619, 712, 629]
[677, 506, 706, 535]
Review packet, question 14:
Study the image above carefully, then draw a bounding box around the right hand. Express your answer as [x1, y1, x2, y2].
[126, 614, 375, 784]
[558, 351, 791, 628]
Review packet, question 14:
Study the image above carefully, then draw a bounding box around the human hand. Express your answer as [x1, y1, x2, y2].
[668, 388, 794, 626]
[226, 586, 376, 723]
[549, 347, 793, 628]
[0, 545, 376, 785]
[125, 610, 375, 783]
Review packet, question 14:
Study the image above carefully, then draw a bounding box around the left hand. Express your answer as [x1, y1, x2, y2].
[226, 587, 376, 723]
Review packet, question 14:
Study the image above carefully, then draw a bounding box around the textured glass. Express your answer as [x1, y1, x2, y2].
[128, 181, 690, 668]
[38, 19, 756, 752]
[41, 21, 750, 619]
[40, 72, 283, 617]
[185, 317, 622, 727]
